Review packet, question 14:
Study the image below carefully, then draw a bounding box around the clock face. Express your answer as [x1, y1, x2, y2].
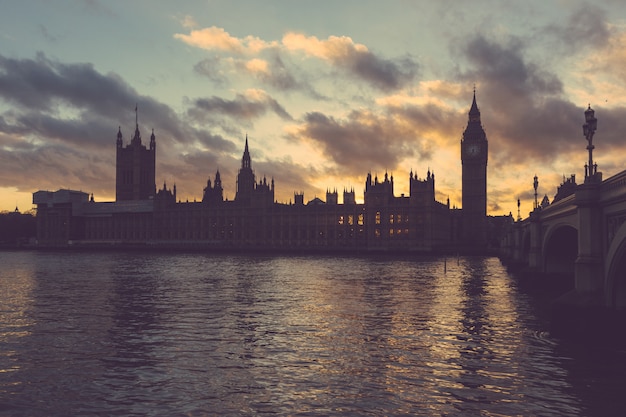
[466, 144, 480, 156]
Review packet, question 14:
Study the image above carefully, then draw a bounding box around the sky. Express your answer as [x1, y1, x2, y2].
[1, 0, 626, 217]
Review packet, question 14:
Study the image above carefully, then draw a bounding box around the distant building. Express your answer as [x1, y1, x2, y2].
[33, 96, 496, 252]
[0, 207, 36, 246]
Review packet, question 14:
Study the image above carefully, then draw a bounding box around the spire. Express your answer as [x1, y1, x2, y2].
[117, 126, 123, 147]
[150, 128, 156, 150]
[215, 169, 222, 187]
[242, 134, 251, 169]
[469, 87, 481, 122]
[132, 104, 141, 145]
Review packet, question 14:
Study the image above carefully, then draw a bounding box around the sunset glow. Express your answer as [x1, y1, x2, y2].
[1, 1, 625, 217]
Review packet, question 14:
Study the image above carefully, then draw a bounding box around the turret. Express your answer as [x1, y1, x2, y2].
[202, 169, 224, 204]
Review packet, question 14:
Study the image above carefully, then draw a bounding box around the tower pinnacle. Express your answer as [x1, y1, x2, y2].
[242, 134, 251, 169]
[469, 89, 481, 122]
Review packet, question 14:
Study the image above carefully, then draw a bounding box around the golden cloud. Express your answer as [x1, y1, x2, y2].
[282, 32, 368, 62]
[245, 58, 269, 74]
[174, 26, 276, 54]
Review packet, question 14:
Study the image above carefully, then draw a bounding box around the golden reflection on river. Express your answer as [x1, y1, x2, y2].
[0, 252, 36, 377]
[1, 251, 621, 416]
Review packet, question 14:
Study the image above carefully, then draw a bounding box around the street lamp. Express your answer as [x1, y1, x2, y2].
[533, 175, 538, 209]
[582, 104, 598, 182]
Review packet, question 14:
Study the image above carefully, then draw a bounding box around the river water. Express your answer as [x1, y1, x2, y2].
[1, 251, 624, 416]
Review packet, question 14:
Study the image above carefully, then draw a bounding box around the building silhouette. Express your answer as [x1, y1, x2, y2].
[33, 95, 497, 252]
[115, 107, 156, 201]
[461, 90, 488, 247]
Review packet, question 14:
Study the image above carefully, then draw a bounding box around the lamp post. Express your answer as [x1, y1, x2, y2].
[582, 104, 598, 182]
[533, 175, 538, 209]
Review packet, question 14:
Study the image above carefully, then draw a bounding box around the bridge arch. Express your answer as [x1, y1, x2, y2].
[605, 222, 626, 310]
[542, 223, 577, 289]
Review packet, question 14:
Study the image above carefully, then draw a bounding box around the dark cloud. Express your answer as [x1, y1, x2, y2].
[460, 35, 563, 98]
[0, 53, 134, 114]
[187, 92, 293, 124]
[452, 25, 626, 200]
[0, 142, 114, 196]
[543, 5, 611, 53]
[254, 55, 300, 91]
[0, 53, 240, 150]
[290, 107, 449, 177]
[0, 53, 208, 149]
[194, 56, 229, 87]
[345, 52, 419, 92]
[454, 34, 574, 165]
[195, 54, 326, 100]
[0, 52, 241, 200]
[258, 55, 327, 99]
[38, 25, 57, 43]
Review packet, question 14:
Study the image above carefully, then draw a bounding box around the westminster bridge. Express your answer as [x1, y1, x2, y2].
[500, 170, 626, 313]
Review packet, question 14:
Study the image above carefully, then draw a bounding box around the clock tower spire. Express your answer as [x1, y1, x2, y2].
[461, 89, 488, 247]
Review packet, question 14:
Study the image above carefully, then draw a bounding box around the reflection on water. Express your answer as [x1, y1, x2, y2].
[0, 253, 36, 382]
[0, 251, 624, 416]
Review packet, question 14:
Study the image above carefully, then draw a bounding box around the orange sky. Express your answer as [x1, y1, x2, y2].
[1, 1, 626, 218]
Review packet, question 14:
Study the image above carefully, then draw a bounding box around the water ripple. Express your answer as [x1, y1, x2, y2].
[1, 252, 624, 415]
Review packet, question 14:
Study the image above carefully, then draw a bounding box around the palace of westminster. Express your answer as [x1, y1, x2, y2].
[33, 93, 509, 252]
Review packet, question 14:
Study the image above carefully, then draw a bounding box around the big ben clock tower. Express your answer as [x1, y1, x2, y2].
[461, 90, 488, 246]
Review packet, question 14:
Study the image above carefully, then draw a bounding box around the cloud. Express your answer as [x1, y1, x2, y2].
[186, 89, 293, 126]
[194, 53, 324, 99]
[174, 26, 277, 55]
[38, 25, 57, 43]
[0, 52, 132, 113]
[179, 14, 199, 30]
[452, 34, 577, 164]
[460, 35, 563, 98]
[286, 97, 460, 178]
[177, 26, 419, 92]
[193, 56, 229, 86]
[282, 32, 419, 91]
[0, 52, 241, 201]
[448, 22, 626, 212]
[242, 55, 303, 93]
[542, 4, 611, 53]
